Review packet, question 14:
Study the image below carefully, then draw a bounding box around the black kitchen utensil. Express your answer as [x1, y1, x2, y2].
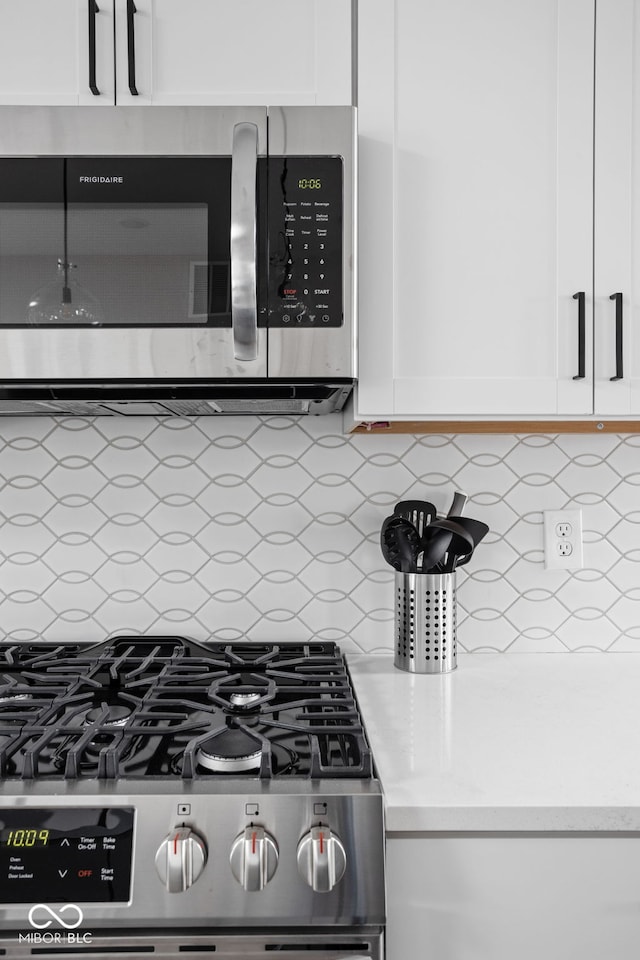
[395, 520, 422, 573]
[418, 524, 454, 573]
[380, 515, 400, 569]
[393, 499, 437, 537]
[445, 517, 489, 571]
[446, 490, 468, 517]
[446, 516, 489, 549]
[423, 517, 475, 573]
[381, 515, 422, 572]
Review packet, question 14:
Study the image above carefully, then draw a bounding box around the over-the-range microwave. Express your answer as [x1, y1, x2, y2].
[0, 105, 355, 416]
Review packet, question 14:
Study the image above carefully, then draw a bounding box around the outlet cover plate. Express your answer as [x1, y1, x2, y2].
[543, 509, 584, 570]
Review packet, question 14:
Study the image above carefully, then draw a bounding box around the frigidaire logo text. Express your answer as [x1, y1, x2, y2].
[79, 176, 124, 183]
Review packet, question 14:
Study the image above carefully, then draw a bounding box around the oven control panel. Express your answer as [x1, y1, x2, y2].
[268, 156, 343, 328]
[0, 793, 384, 928]
[0, 807, 134, 904]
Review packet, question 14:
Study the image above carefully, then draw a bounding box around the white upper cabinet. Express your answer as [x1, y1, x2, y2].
[0, 0, 352, 107]
[357, 0, 640, 423]
[0, 0, 114, 106]
[594, 0, 640, 415]
[357, 0, 595, 420]
[114, 0, 353, 106]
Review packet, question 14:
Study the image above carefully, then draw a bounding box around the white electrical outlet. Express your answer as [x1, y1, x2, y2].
[543, 509, 584, 570]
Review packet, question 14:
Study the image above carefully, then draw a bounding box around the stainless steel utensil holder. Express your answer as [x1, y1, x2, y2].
[394, 571, 457, 674]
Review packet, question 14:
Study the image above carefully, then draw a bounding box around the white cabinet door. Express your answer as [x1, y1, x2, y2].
[357, 0, 594, 420]
[114, 0, 352, 106]
[388, 836, 640, 960]
[0, 1, 351, 109]
[594, 0, 640, 415]
[0, 0, 114, 105]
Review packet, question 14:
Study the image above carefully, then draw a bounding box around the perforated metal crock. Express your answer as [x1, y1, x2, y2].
[394, 571, 457, 673]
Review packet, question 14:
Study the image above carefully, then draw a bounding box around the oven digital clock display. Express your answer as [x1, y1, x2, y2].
[5, 829, 49, 847]
[297, 178, 322, 189]
[0, 807, 134, 904]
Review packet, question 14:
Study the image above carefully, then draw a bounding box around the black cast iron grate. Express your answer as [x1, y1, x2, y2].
[0, 638, 372, 782]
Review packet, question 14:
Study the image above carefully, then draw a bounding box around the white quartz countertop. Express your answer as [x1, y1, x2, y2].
[347, 653, 640, 833]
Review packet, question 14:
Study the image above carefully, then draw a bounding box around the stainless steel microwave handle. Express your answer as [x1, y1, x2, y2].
[230, 122, 259, 361]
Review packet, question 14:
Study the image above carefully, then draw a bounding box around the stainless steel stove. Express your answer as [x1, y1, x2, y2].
[0, 638, 385, 959]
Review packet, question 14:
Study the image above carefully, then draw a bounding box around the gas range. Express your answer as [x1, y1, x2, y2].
[0, 638, 385, 960]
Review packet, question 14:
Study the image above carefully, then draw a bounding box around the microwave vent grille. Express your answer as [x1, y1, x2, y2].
[207, 398, 311, 414]
[0, 384, 352, 417]
[0, 399, 100, 415]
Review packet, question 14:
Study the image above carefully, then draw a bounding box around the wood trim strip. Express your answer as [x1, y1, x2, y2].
[350, 420, 640, 434]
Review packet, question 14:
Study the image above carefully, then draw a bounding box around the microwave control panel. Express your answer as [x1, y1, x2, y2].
[268, 157, 343, 328]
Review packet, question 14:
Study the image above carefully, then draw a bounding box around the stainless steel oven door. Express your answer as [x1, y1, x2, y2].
[0, 927, 384, 960]
[0, 106, 268, 381]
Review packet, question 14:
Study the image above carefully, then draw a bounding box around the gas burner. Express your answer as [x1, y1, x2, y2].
[0, 692, 30, 706]
[208, 673, 276, 712]
[84, 704, 131, 727]
[229, 692, 261, 708]
[195, 728, 263, 773]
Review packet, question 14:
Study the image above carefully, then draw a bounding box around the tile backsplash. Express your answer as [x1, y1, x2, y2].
[0, 415, 638, 654]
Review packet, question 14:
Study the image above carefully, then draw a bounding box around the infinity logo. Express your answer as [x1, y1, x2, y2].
[28, 904, 84, 930]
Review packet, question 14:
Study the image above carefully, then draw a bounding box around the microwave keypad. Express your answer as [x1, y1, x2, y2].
[268, 157, 343, 328]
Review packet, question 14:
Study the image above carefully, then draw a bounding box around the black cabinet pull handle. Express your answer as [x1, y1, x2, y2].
[572, 291, 585, 380]
[610, 292, 624, 381]
[127, 0, 139, 96]
[88, 0, 100, 95]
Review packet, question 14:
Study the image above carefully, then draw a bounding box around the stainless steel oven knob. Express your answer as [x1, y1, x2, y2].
[229, 826, 278, 891]
[155, 827, 207, 893]
[296, 826, 346, 892]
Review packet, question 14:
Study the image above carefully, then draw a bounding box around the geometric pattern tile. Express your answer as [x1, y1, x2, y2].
[1, 415, 639, 653]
